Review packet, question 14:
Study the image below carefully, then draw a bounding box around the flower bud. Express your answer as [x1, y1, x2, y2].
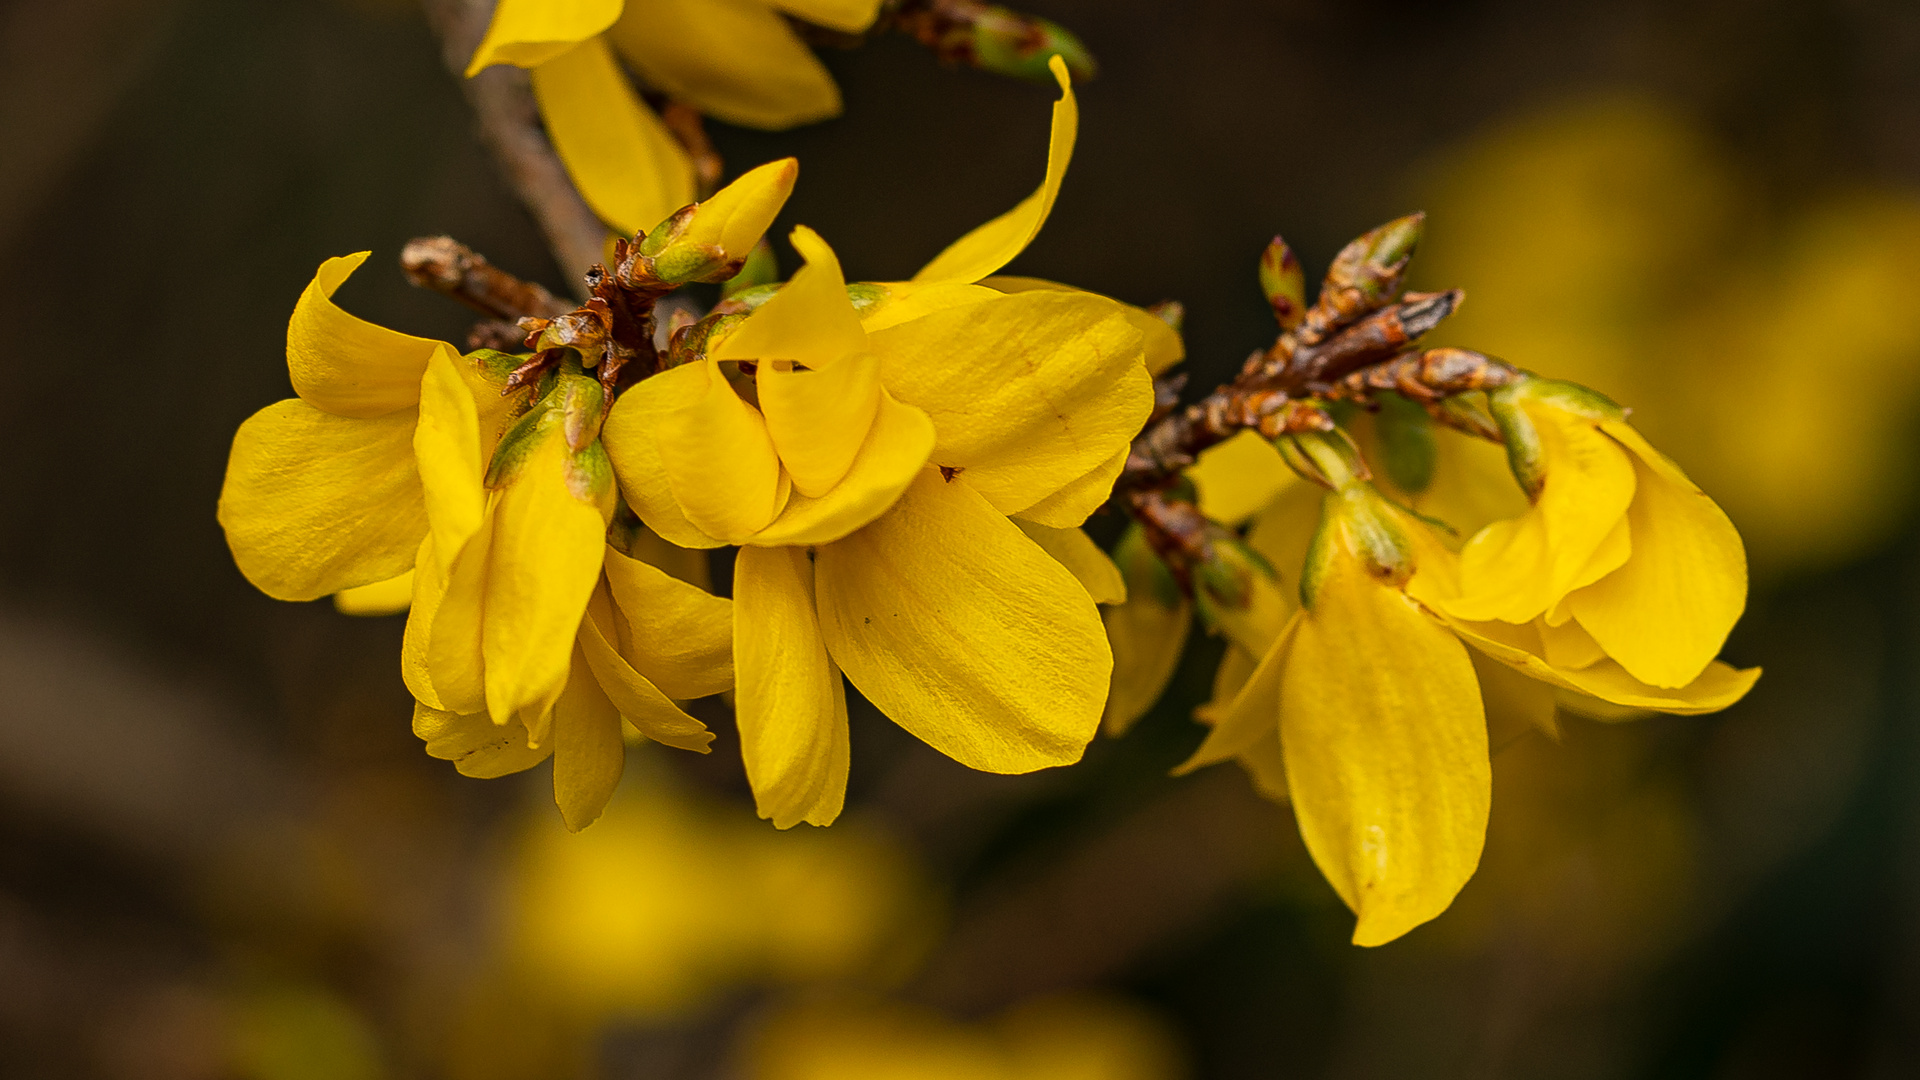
[1488, 376, 1624, 499]
[1259, 235, 1306, 330]
[964, 7, 1096, 83]
[637, 158, 798, 285]
[1300, 486, 1412, 608]
[1193, 531, 1286, 653]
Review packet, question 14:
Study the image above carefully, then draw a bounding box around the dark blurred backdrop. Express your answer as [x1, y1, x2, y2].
[4, 0, 1920, 1076]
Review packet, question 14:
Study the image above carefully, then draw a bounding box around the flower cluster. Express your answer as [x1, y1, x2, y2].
[222, 62, 1169, 832]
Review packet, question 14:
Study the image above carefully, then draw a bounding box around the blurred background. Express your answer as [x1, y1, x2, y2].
[3, 0, 1920, 1075]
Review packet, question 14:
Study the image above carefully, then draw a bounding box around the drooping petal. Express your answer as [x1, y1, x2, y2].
[714, 225, 867, 370]
[607, 0, 840, 130]
[1449, 402, 1636, 623]
[402, 534, 444, 709]
[413, 700, 551, 779]
[601, 364, 730, 549]
[414, 345, 489, 567]
[1014, 521, 1125, 604]
[578, 588, 715, 752]
[333, 571, 413, 616]
[1189, 429, 1296, 526]
[1445, 616, 1759, 715]
[601, 545, 733, 700]
[656, 359, 787, 541]
[550, 646, 627, 831]
[814, 472, 1108, 773]
[1102, 526, 1191, 735]
[426, 513, 492, 718]
[733, 545, 851, 828]
[481, 433, 613, 728]
[871, 289, 1150, 517]
[1011, 446, 1128, 529]
[1287, 563, 1488, 947]
[747, 390, 936, 547]
[911, 56, 1077, 285]
[530, 38, 696, 238]
[287, 252, 445, 418]
[218, 399, 425, 602]
[1472, 648, 1560, 745]
[465, 0, 623, 73]
[1174, 613, 1298, 773]
[1564, 422, 1748, 687]
[767, 0, 883, 33]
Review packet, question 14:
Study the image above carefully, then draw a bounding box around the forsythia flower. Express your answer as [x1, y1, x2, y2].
[217, 253, 740, 830]
[604, 59, 1156, 828]
[467, 0, 884, 235]
[1174, 425, 1758, 945]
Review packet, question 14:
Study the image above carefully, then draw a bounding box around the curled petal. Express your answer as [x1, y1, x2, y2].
[531, 38, 696, 237]
[218, 399, 424, 602]
[601, 545, 733, 701]
[334, 571, 413, 616]
[912, 56, 1077, 285]
[1014, 521, 1125, 605]
[601, 365, 730, 550]
[715, 225, 867, 371]
[550, 647, 627, 831]
[748, 390, 936, 547]
[656, 359, 787, 542]
[734, 545, 850, 828]
[767, 0, 884, 33]
[414, 345, 488, 568]
[287, 252, 445, 418]
[984, 276, 1186, 375]
[1447, 616, 1759, 715]
[814, 472, 1108, 773]
[413, 699, 550, 779]
[578, 590, 715, 752]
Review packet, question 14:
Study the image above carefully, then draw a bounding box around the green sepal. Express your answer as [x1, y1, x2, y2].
[720, 240, 779, 299]
[970, 9, 1096, 83]
[1113, 523, 1182, 611]
[1299, 486, 1410, 609]
[1258, 235, 1306, 329]
[1375, 391, 1437, 495]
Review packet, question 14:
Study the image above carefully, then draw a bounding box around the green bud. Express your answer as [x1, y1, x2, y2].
[1279, 429, 1369, 491]
[1192, 533, 1278, 630]
[1259, 235, 1306, 330]
[969, 8, 1096, 83]
[1113, 523, 1182, 611]
[1374, 391, 1436, 495]
[720, 240, 779, 299]
[1299, 486, 1410, 609]
[1486, 384, 1545, 500]
[1327, 211, 1424, 306]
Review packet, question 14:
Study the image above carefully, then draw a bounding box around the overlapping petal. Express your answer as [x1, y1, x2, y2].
[600, 545, 732, 701]
[607, 0, 840, 130]
[655, 359, 788, 541]
[747, 390, 936, 547]
[412, 700, 552, 779]
[734, 545, 850, 828]
[813, 472, 1108, 773]
[465, 0, 624, 74]
[550, 645, 628, 831]
[1014, 521, 1125, 605]
[578, 590, 717, 752]
[530, 37, 696, 238]
[1102, 527, 1191, 735]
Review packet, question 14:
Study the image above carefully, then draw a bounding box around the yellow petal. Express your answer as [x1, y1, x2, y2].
[427, 512, 491, 717]
[1538, 615, 1607, 670]
[481, 432, 612, 727]
[1246, 481, 1329, 592]
[814, 472, 1108, 773]
[414, 344, 488, 569]
[756, 353, 881, 499]
[287, 252, 444, 418]
[1237, 731, 1292, 804]
[601, 364, 731, 549]
[218, 399, 424, 602]
[619, 523, 712, 589]
[1103, 528, 1191, 735]
[578, 588, 715, 752]
[714, 225, 867, 370]
[733, 545, 850, 828]
[333, 571, 413, 616]
[1564, 422, 1748, 687]
[656, 359, 786, 541]
[1174, 613, 1298, 773]
[601, 544, 733, 700]
[1450, 402, 1636, 622]
[550, 646, 627, 831]
[980, 276, 1186, 375]
[1014, 521, 1125, 604]
[1471, 647, 1560, 746]
[872, 290, 1150, 517]
[530, 38, 696, 237]
[1285, 560, 1488, 947]
[1445, 616, 1759, 715]
[465, 0, 622, 73]
[1190, 429, 1297, 526]
[747, 389, 936, 547]
[856, 281, 1000, 335]
[912, 56, 1077, 284]
[767, 0, 883, 33]
[402, 534, 444, 709]
[1011, 446, 1127, 528]
[608, 0, 840, 129]
[413, 700, 550, 779]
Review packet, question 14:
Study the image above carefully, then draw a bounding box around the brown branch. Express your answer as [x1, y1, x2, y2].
[419, 0, 607, 287]
[401, 235, 573, 322]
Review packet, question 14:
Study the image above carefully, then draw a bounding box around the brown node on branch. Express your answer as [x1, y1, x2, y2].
[400, 236, 573, 323]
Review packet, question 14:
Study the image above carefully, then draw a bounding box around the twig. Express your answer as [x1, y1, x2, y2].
[401, 235, 573, 322]
[419, 0, 607, 287]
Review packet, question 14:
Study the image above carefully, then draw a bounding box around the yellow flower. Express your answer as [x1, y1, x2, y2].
[603, 61, 1155, 828]
[467, 0, 884, 236]
[1175, 433, 1758, 945]
[218, 256, 735, 833]
[1445, 376, 1749, 688]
